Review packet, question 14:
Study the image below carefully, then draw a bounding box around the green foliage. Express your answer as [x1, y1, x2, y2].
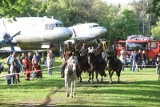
[148, 0, 160, 17]
[151, 19, 160, 40]
[118, 9, 139, 39]
[0, 0, 32, 18]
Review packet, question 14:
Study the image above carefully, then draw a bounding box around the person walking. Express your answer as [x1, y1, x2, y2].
[119, 48, 126, 71]
[6, 52, 13, 74]
[46, 52, 54, 76]
[142, 50, 147, 69]
[131, 50, 139, 72]
[155, 54, 160, 74]
[137, 49, 142, 70]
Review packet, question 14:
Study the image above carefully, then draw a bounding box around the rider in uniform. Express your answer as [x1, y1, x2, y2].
[79, 43, 88, 65]
[95, 43, 103, 61]
[60, 42, 75, 78]
[95, 43, 106, 76]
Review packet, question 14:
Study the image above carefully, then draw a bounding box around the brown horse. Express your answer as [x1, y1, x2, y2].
[75, 51, 90, 82]
[87, 52, 106, 83]
[106, 52, 122, 83]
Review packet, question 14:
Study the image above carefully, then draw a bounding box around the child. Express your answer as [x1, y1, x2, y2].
[4, 73, 16, 85]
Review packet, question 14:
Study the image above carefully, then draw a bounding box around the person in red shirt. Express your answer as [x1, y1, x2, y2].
[24, 57, 31, 80]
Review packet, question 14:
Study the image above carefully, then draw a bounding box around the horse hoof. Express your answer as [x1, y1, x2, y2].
[67, 94, 69, 97]
[97, 79, 99, 83]
[100, 78, 103, 82]
[71, 96, 73, 98]
[104, 73, 107, 77]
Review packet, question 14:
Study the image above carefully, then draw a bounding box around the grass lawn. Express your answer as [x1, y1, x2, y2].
[0, 57, 160, 107]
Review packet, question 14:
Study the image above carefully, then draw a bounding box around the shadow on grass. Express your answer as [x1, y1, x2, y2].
[0, 78, 64, 90]
[0, 103, 136, 107]
[55, 105, 136, 107]
[79, 80, 160, 105]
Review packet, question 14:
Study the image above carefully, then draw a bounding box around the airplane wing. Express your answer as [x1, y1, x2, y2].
[71, 35, 96, 40]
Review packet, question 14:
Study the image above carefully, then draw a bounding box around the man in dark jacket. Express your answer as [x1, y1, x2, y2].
[79, 43, 88, 65]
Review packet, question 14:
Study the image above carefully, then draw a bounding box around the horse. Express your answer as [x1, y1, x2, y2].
[106, 52, 122, 84]
[87, 52, 106, 83]
[75, 51, 90, 82]
[64, 56, 78, 98]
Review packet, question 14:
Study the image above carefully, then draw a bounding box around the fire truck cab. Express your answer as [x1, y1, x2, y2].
[115, 35, 160, 64]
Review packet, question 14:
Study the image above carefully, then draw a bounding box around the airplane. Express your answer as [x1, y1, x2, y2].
[0, 16, 72, 51]
[64, 23, 107, 44]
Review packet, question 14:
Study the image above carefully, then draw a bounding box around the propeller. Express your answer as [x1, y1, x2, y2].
[4, 31, 21, 44]
[72, 29, 77, 37]
[72, 29, 78, 44]
[0, 31, 21, 51]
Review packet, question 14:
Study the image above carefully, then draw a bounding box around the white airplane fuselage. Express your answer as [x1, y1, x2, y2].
[0, 17, 72, 50]
[64, 23, 107, 44]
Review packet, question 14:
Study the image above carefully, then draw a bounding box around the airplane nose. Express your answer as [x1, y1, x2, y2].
[100, 26, 107, 35]
[63, 27, 72, 39]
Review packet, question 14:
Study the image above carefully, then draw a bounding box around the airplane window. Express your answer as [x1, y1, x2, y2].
[89, 26, 92, 29]
[93, 25, 99, 27]
[45, 24, 49, 30]
[55, 23, 63, 27]
[45, 24, 55, 30]
[89, 25, 99, 29]
[51, 24, 55, 29]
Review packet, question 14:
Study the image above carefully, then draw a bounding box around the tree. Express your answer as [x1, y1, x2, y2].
[118, 9, 139, 39]
[0, 0, 32, 18]
[151, 19, 160, 40]
[130, 0, 155, 35]
[148, 0, 160, 17]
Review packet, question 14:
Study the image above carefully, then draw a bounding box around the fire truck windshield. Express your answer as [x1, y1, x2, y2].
[127, 42, 147, 51]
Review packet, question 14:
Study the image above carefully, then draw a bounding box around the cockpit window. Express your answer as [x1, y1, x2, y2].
[93, 25, 99, 27]
[45, 23, 63, 30]
[56, 23, 63, 27]
[89, 24, 99, 29]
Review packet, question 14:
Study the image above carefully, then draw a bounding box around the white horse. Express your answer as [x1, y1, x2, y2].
[64, 56, 78, 98]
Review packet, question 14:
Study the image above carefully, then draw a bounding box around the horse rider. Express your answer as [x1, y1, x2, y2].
[95, 43, 103, 58]
[79, 43, 88, 65]
[95, 43, 105, 67]
[60, 42, 75, 78]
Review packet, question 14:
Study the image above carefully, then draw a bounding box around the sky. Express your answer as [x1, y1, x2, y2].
[104, 0, 139, 5]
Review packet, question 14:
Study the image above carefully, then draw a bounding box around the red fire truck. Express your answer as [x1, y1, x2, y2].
[114, 35, 160, 63]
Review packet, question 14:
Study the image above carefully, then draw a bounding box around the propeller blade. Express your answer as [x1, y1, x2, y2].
[4, 31, 20, 44]
[12, 31, 21, 38]
[10, 45, 15, 52]
[72, 29, 77, 37]
[0, 40, 6, 48]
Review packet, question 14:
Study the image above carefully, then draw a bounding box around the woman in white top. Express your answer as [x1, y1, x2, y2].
[46, 52, 54, 76]
[119, 48, 126, 71]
